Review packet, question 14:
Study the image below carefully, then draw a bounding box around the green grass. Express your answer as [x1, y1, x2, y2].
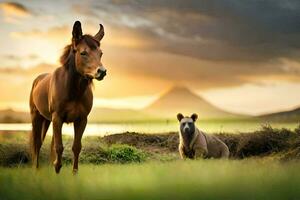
[1, 160, 300, 200]
[1, 125, 300, 199]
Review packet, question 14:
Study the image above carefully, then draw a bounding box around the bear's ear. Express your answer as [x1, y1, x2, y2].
[177, 113, 184, 122]
[191, 113, 198, 122]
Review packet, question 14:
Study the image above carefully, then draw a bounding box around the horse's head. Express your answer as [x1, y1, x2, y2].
[71, 21, 106, 81]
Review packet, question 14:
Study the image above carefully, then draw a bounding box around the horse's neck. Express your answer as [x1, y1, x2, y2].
[65, 59, 91, 101]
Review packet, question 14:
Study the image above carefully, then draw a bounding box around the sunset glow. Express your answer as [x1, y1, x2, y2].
[0, 1, 300, 115]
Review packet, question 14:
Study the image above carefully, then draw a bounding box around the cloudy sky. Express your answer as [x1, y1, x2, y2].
[1, 0, 300, 115]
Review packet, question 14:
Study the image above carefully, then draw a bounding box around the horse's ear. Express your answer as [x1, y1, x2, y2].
[191, 113, 198, 122]
[72, 21, 82, 46]
[177, 113, 184, 122]
[94, 24, 104, 42]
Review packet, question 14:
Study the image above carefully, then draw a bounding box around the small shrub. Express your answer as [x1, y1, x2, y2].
[107, 144, 146, 164]
[81, 146, 109, 164]
[80, 144, 147, 164]
[0, 143, 29, 167]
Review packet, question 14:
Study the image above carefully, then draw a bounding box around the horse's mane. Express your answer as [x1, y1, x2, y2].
[60, 44, 72, 67]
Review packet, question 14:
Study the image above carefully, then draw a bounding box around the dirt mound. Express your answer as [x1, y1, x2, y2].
[233, 126, 297, 158]
[103, 132, 179, 153]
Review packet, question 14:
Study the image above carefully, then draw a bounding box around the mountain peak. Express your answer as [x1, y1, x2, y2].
[161, 85, 200, 99]
[165, 85, 193, 94]
[144, 86, 239, 119]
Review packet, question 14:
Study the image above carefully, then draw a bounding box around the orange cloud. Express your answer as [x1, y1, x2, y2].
[11, 26, 69, 42]
[0, 2, 32, 25]
[11, 23, 152, 50]
[0, 2, 31, 18]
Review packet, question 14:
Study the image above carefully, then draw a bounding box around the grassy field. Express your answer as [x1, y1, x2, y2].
[1, 160, 300, 200]
[1, 125, 300, 199]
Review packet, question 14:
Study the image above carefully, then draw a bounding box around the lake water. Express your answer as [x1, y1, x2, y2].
[0, 123, 178, 137]
[0, 121, 298, 137]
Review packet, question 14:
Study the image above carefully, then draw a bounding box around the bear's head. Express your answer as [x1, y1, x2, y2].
[177, 113, 198, 136]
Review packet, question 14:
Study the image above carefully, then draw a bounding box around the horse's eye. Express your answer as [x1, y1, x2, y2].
[80, 51, 88, 56]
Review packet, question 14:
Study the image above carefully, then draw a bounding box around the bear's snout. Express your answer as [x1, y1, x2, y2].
[184, 126, 190, 133]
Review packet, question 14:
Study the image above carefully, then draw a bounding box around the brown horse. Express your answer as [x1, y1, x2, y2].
[29, 21, 107, 173]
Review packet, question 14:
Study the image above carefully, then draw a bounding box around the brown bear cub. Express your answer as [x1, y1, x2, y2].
[177, 113, 230, 159]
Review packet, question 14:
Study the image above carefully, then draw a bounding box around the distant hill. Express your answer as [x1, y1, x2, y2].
[0, 108, 156, 123]
[259, 107, 300, 122]
[0, 109, 30, 123]
[143, 86, 242, 119]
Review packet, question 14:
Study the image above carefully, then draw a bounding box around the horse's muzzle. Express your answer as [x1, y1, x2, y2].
[96, 69, 107, 81]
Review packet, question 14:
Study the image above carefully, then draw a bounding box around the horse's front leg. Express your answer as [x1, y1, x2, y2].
[72, 117, 87, 174]
[52, 113, 64, 174]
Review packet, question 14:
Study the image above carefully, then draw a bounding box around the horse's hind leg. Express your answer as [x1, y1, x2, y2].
[41, 120, 50, 141]
[30, 111, 44, 168]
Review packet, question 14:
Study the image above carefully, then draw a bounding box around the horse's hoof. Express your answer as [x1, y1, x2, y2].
[33, 163, 39, 169]
[53, 161, 62, 174]
[55, 164, 62, 174]
[72, 169, 78, 175]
